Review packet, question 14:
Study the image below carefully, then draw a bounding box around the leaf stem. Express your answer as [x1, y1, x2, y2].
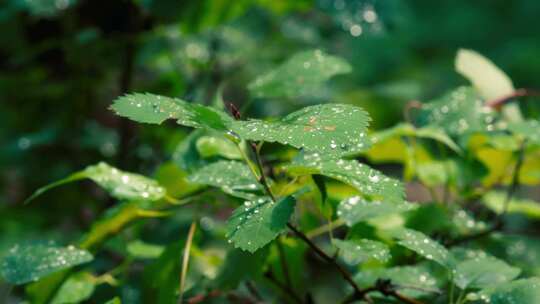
[276, 238, 294, 290]
[306, 218, 346, 239]
[286, 223, 363, 295]
[245, 281, 263, 302]
[250, 142, 277, 201]
[178, 220, 197, 304]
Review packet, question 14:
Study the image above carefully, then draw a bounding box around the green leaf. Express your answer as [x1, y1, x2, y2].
[25, 271, 69, 304]
[80, 202, 168, 250]
[248, 49, 352, 99]
[287, 153, 404, 203]
[110, 93, 233, 130]
[114, 94, 371, 157]
[453, 255, 521, 289]
[333, 239, 390, 265]
[127, 240, 165, 259]
[50, 272, 95, 304]
[405, 203, 453, 235]
[483, 191, 540, 219]
[459, 211, 488, 237]
[173, 129, 208, 172]
[104, 297, 122, 304]
[188, 160, 262, 199]
[226, 196, 296, 253]
[337, 196, 415, 226]
[483, 235, 540, 277]
[508, 120, 540, 146]
[415, 86, 499, 137]
[390, 228, 453, 268]
[232, 104, 371, 157]
[26, 162, 166, 203]
[0, 243, 93, 285]
[196, 135, 242, 159]
[416, 161, 450, 187]
[354, 266, 439, 298]
[479, 277, 540, 304]
[370, 123, 462, 154]
[455, 49, 515, 102]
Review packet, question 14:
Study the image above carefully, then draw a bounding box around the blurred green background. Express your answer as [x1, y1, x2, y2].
[1, 0, 540, 300]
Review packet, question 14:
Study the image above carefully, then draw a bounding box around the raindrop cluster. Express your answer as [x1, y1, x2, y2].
[234, 104, 371, 157]
[188, 160, 262, 199]
[0, 243, 93, 285]
[85, 162, 166, 201]
[417, 87, 499, 136]
[392, 228, 453, 268]
[247, 49, 352, 99]
[452, 252, 521, 290]
[354, 266, 438, 298]
[507, 119, 540, 145]
[337, 196, 414, 226]
[333, 238, 391, 265]
[226, 196, 296, 253]
[289, 153, 404, 203]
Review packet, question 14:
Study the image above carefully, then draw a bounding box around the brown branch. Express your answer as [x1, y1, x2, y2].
[342, 279, 425, 304]
[486, 88, 540, 109]
[403, 100, 422, 124]
[445, 221, 502, 247]
[186, 290, 258, 304]
[245, 281, 263, 302]
[186, 290, 221, 304]
[286, 223, 363, 296]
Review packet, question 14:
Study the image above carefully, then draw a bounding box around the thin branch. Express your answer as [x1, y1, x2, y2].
[446, 140, 527, 247]
[245, 280, 263, 302]
[250, 142, 277, 201]
[486, 88, 540, 109]
[287, 223, 362, 296]
[445, 222, 502, 247]
[186, 290, 258, 304]
[276, 238, 294, 289]
[403, 100, 422, 124]
[394, 284, 442, 295]
[186, 290, 221, 304]
[342, 279, 425, 304]
[306, 219, 346, 239]
[178, 220, 197, 304]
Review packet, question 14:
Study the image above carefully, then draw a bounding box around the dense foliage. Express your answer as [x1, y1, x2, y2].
[1, 1, 540, 304]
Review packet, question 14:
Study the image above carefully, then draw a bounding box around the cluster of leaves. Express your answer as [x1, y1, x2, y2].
[2, 40, 540, 304]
